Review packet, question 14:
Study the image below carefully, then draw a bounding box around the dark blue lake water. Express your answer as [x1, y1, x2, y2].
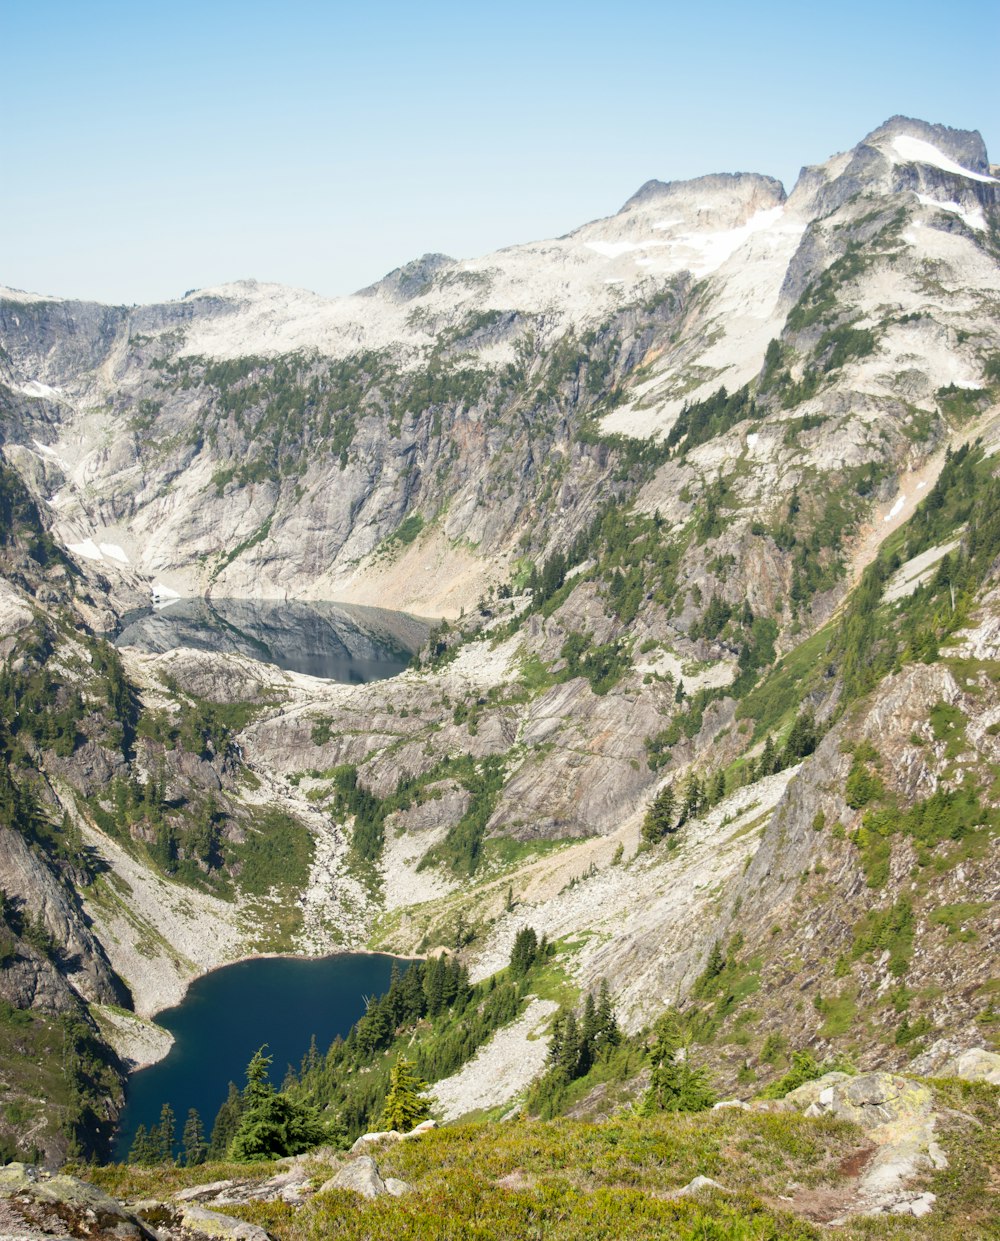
[114, 953, 405, 1160]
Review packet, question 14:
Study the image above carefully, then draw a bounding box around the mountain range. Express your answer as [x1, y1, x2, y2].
[0, 114, 998, 1233]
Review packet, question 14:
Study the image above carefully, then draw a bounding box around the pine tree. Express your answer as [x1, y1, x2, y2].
[181, 1108, 207, 1167]
[208, 1082, 243, 1160]
[156, 1103, 176, 1163]
[380, 1057, 432, 1133]
[556, 1011, 581, 1079]
[642, 782, 676, 843]
[228, 1047, 326, 1161]
[711, 768, 726, 805]
[243, 1048, 274, 1108]
[783, 710, 817, 763]
[679, 771, 703, 823]
[641, 1013, 716, 1114]
[579, 992, 598, 1075]
[423, 955, 447, 1016]
[128, 1124, 154, 1166]
[509, 927, 539, 977]
[596, 978, 620, 1048]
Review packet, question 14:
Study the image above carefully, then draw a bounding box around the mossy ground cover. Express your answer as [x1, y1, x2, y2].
[86, 1079, 1000, 1238]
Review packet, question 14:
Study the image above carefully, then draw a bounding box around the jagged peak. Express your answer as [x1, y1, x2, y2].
[861, 114, 990, 174]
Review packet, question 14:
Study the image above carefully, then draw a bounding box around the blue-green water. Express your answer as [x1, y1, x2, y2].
[115, 953, 405, 1160]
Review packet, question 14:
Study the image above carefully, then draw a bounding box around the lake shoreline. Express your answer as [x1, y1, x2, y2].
[113, 951, 413, 1159]
[110, 943, 427, 1073]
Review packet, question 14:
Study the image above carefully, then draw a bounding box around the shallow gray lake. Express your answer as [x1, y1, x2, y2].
[115, 598, 428, 682]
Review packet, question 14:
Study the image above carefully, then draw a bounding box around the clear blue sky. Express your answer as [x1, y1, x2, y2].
[4, 0, 997, 305]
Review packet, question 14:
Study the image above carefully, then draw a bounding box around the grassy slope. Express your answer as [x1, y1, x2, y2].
[88, 1078, 999, 1239]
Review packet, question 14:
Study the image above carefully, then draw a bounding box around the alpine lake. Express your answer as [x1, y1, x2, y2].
[113, 598, 429, 1158]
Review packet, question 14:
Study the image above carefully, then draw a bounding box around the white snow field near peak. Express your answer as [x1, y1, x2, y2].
[890, 134, 998, 184]
[915, 192, 988, 230]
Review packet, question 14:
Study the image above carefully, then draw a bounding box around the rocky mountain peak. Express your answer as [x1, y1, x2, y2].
[862, 114, 991, 174]
[619, 170, 786, 217]
[357, 252, 459, 302]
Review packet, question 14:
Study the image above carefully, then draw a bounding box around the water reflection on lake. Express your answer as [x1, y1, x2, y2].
[115, 598, 429, 682]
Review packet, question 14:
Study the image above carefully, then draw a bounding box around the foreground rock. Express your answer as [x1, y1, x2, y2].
[777, 1071, 946, 1221]
[177, 1204, 272, 1241]
[0, 1163, 156, 1241]
[318, 1155, 412, 1200]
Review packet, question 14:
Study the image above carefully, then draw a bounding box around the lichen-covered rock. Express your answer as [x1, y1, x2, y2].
[174, 1181, 237, 1203]
[825, 1073, 935, 1134]
[782, 1072, 853, 1111]
[669, 1176, 728, 1198]
[349, 1128, 402, 1153]
[0, 1163, 155, 1240]
[179, 1203, 273, 1240]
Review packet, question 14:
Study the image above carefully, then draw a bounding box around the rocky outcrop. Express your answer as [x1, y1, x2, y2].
[0, 824, 128, 1009]
[776, 1071, 945, 1221]
[0, 1162, 155, 1240]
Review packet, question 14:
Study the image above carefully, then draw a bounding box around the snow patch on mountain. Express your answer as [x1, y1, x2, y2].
[915, 193, 987, 231]
[890, 134, 997, 184]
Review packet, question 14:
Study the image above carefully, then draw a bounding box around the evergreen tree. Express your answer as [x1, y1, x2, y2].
[509, 927, 539, 977]
[243, 1047, 274, 1108]
[181, 1108, 207, 1167]
[783, 710, 818, 764]
[208, 1082, 243, 1160]
[300, 1034, 321, 1077]
[641, 782, 676, 843]
[423, 956, 447, 1016]
[596, 978, 620, 1048]
[679, 771, 704, 823]
[711, 768, 726, 805]
[128, 1124, 154, 1166]
[555, 1011, 581, 1079]
[579, 993, 598, 1075]
[156, 1103, 176, 1163]
[641, 1013, 716, 1114]
[380, 1057, 432, 1133]
[228, 1047, 326, 1161]
[694, 940, 726, 996]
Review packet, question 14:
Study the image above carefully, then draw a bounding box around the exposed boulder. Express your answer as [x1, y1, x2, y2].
[778, 1071, 947, 1220]
[319, 1156, 387, 1199]
[179, 1203, 273, 1240]
[0, 1162, 155, 1240]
